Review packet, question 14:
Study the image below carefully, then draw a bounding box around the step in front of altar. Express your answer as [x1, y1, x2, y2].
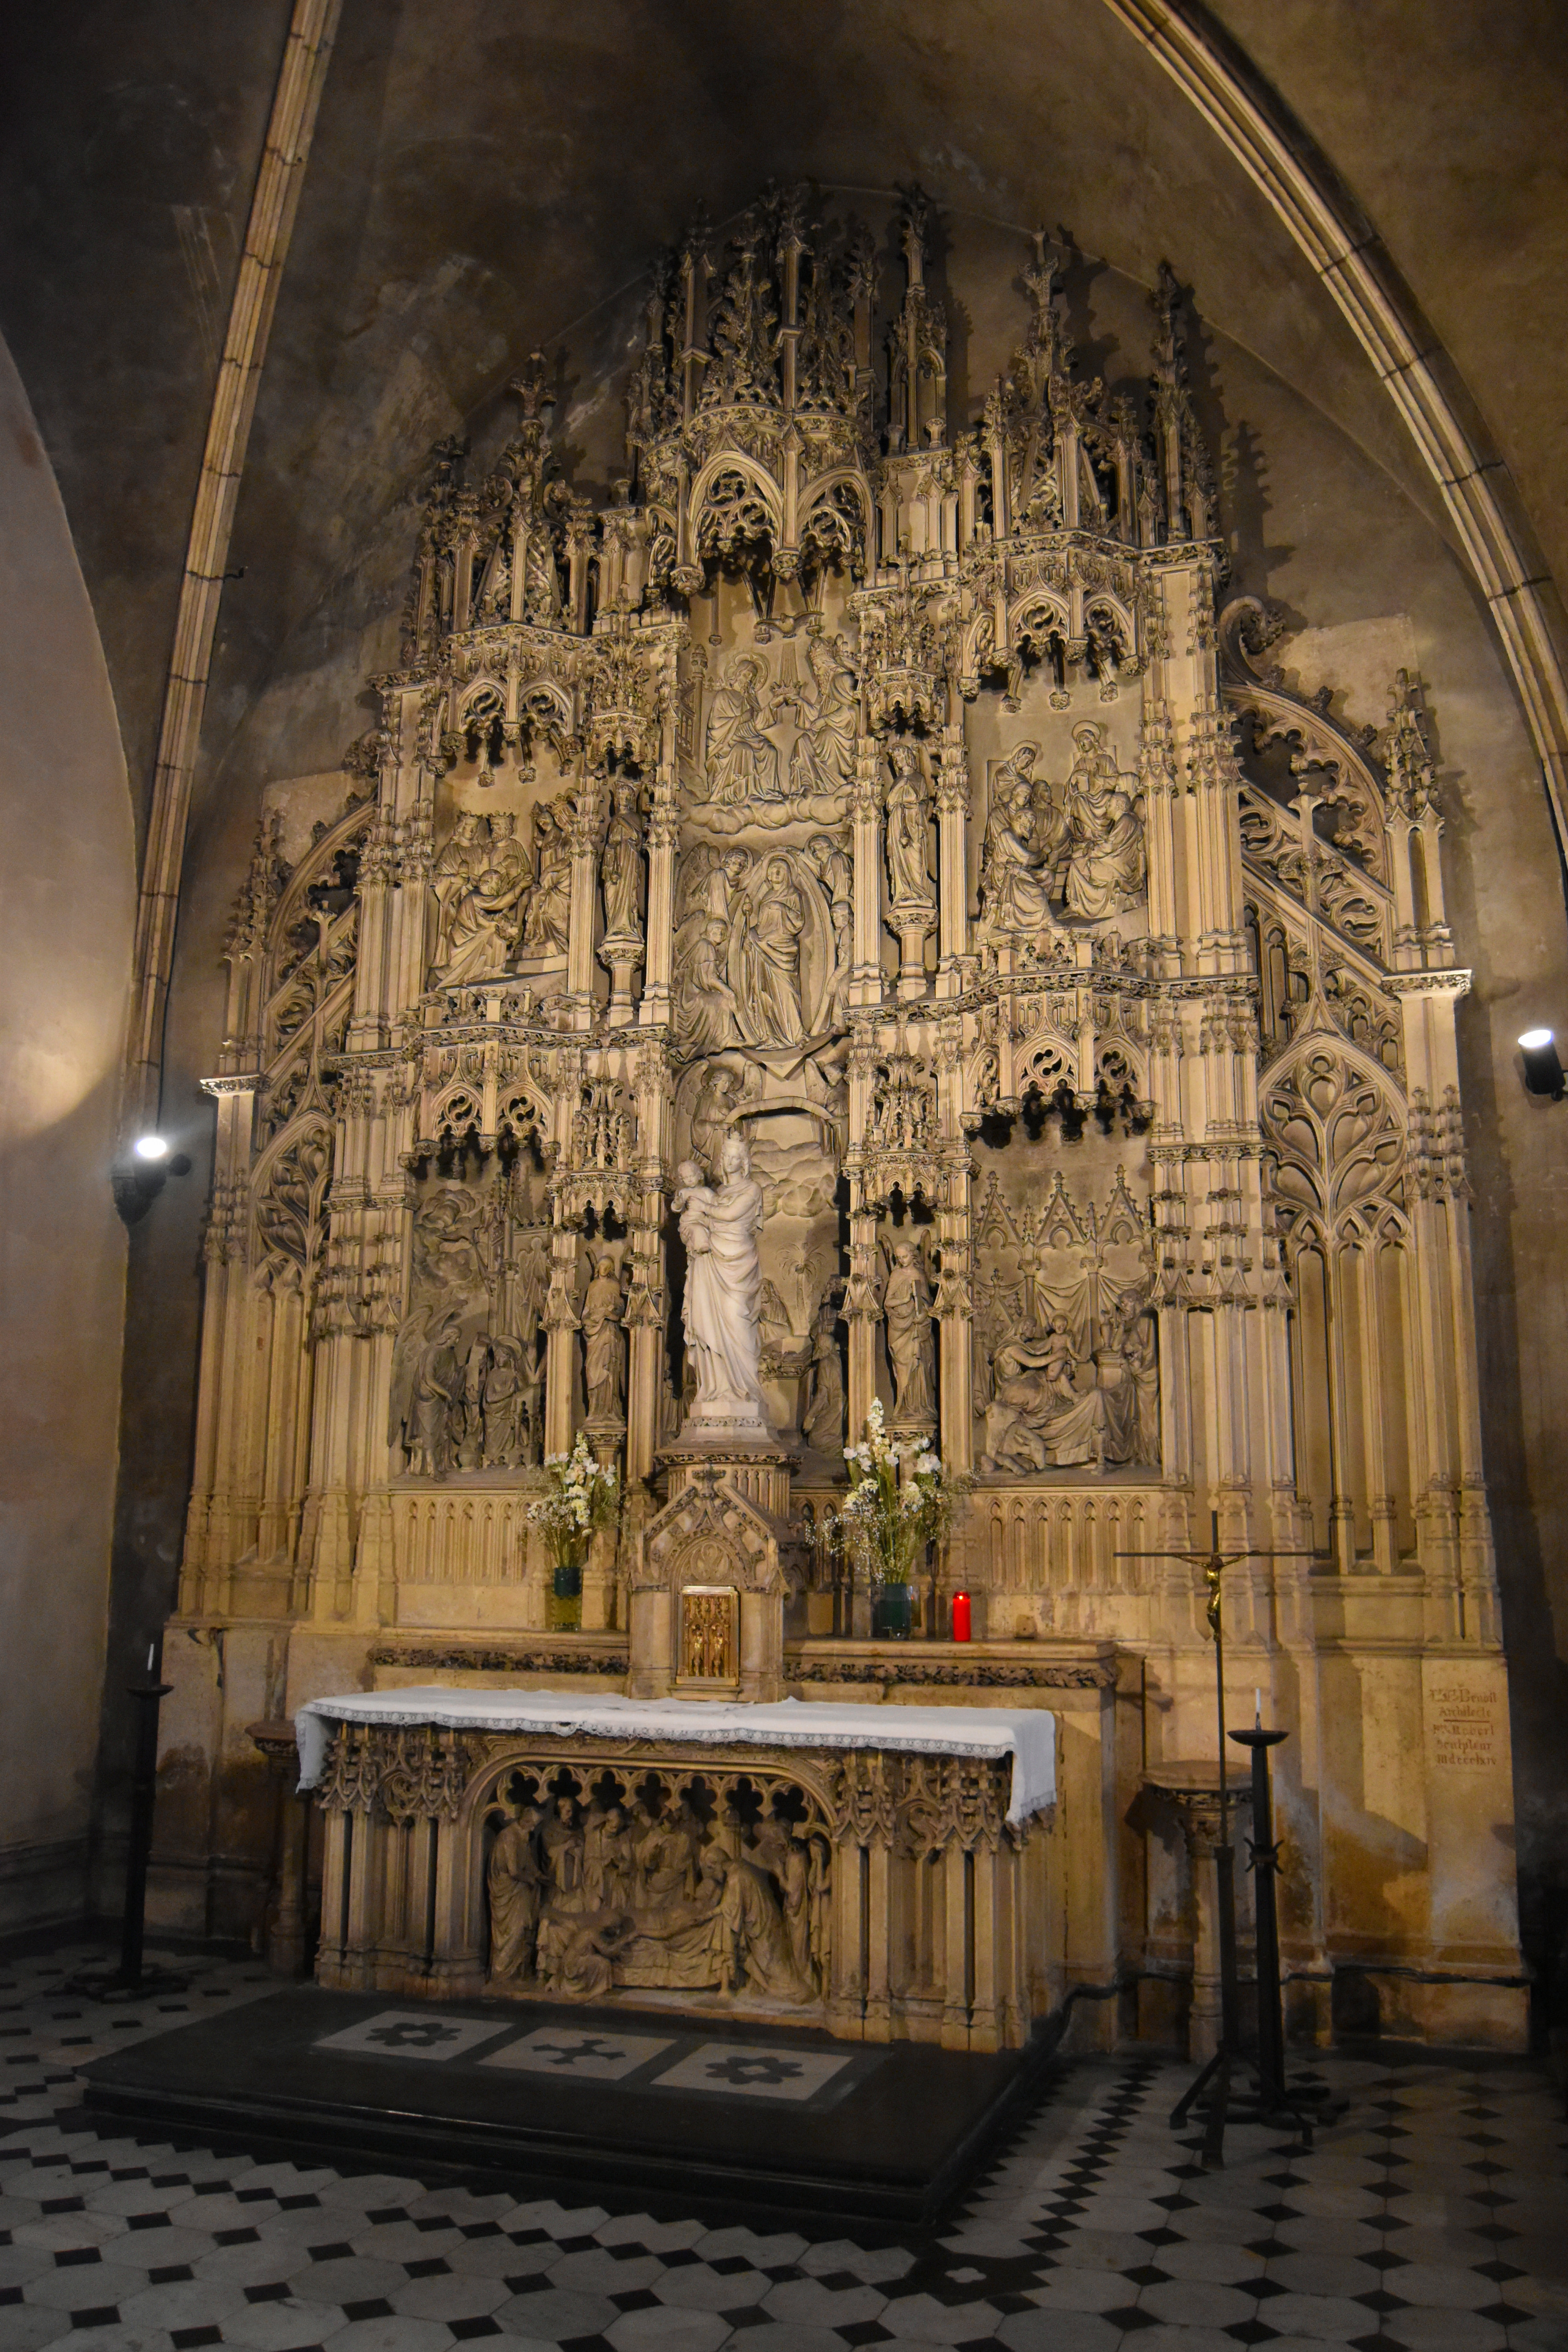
[82, 1984, 1055, 2227]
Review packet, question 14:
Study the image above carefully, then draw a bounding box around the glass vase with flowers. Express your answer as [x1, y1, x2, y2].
[527, 1432, 619, 1631]
[827, 1399, 969, 1640]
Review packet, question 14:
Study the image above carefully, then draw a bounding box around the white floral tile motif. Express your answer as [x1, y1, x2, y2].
[480, 2026, 674, 2080]
[648, 2040, 853, 2100]
[310, 2011, 510, 2061]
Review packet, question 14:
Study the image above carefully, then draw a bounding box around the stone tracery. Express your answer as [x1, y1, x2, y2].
[179, 182, 1516, 2052]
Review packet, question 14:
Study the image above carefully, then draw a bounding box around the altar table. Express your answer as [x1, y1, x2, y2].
[296, 1688, 1057, 1820]
[300, 1686, 1063, 2049]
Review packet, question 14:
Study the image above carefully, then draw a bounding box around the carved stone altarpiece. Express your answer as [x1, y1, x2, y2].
[168, 186, 1523, 2056]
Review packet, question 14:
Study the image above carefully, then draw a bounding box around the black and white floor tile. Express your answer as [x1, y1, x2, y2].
[1, 1939, 1564, 2352]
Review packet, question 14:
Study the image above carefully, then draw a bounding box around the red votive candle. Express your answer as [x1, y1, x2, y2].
[951, 1590, 972, 1642]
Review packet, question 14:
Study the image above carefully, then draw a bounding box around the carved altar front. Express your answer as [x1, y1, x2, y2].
[311, 1716, 1054, 2051]
[160, 182, 1525, 2054]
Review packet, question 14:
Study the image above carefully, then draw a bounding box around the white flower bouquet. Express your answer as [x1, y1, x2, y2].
[828, 1397, 969, 1589]
[526, 1431, 619, 1583]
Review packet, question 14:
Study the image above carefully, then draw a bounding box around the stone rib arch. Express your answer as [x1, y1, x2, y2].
[1103, 0, 1568, 843]
[266, 793, 374, 960]
[689, 450, 784, 551]
[797, 465, 875, 574]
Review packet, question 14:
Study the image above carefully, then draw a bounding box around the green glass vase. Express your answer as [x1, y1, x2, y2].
[871, 1581, 912, 1640]
[548, 1555, 583, 1632]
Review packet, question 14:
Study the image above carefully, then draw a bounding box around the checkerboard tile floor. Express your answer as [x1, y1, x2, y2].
[1, 1940, 1563, 2352]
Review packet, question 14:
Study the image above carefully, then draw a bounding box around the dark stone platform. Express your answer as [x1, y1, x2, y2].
[81, 1985, 1053, 2228]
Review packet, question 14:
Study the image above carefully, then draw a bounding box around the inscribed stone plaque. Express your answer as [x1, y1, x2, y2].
[1426, 1667, 1502, 1774]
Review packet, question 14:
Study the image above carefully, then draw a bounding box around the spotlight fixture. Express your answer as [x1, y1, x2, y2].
[1518, 1028, 1566, 1100]
[113, 1133, 191, 1225]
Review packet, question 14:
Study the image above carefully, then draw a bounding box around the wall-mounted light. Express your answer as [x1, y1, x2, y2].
[1518, 1028, 1566, 1101]
[113, 1134, 192, 1225]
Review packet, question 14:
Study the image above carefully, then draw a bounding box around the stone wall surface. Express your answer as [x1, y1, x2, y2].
[0, 333, 135, 1926]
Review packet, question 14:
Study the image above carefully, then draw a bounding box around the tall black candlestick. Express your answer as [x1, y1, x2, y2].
[67, 1653, 188, 2001]
[1230, 1722, 1289, 2111]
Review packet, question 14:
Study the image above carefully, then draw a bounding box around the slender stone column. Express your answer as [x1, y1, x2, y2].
[844, 1200, 880, 1448]
[542, 1225, 581, 1458]
[641, 749, 679, 1029]
[849, 740, 884, 1009]
[934, 1024, 972, 1474]
[564, 770, 604, 1030]
[934, 726, 970, 998]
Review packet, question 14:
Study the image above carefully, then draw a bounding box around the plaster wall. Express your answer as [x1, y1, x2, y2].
[0, 334, 136, 1926]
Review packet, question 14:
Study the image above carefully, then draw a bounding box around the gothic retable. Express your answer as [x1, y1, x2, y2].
[169, 184, 1524, 2056]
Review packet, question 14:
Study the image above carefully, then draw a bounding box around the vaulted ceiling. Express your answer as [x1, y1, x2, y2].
[2, 0, 1564, 820]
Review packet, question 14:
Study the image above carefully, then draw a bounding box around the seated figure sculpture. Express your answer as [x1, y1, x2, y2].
[978, 774, 1057, 938]
[980, 1308, 1154, 1472]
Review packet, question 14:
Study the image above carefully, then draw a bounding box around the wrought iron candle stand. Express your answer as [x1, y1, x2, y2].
[1119, 1513, 1340, 2165]
[67, 1648, 188, 2000]
[1231, 1718, 1292, 2112]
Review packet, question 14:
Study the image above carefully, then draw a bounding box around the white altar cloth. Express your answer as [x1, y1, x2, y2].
[294, 1688, 1057, 1826]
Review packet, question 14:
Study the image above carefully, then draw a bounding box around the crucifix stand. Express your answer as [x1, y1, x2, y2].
[1117, 1511, 1342, 2165]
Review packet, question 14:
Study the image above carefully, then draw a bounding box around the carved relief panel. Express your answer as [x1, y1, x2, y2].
[484, 1760, 831, 2007]
[969, 1116, 1158, 1477]
[388, 1160, 551, 1481]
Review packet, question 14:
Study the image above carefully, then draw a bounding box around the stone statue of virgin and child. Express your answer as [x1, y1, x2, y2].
[671, 1131, 771, 1439]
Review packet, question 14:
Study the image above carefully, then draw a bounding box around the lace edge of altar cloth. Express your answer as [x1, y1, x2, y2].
[293, 1689, 1058, 1826]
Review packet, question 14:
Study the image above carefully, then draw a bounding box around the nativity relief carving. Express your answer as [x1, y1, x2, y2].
[970, 1163, 1160, 1475]
[486, 1766, 830, 2007]
[978, 1294, 1158, 1474]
